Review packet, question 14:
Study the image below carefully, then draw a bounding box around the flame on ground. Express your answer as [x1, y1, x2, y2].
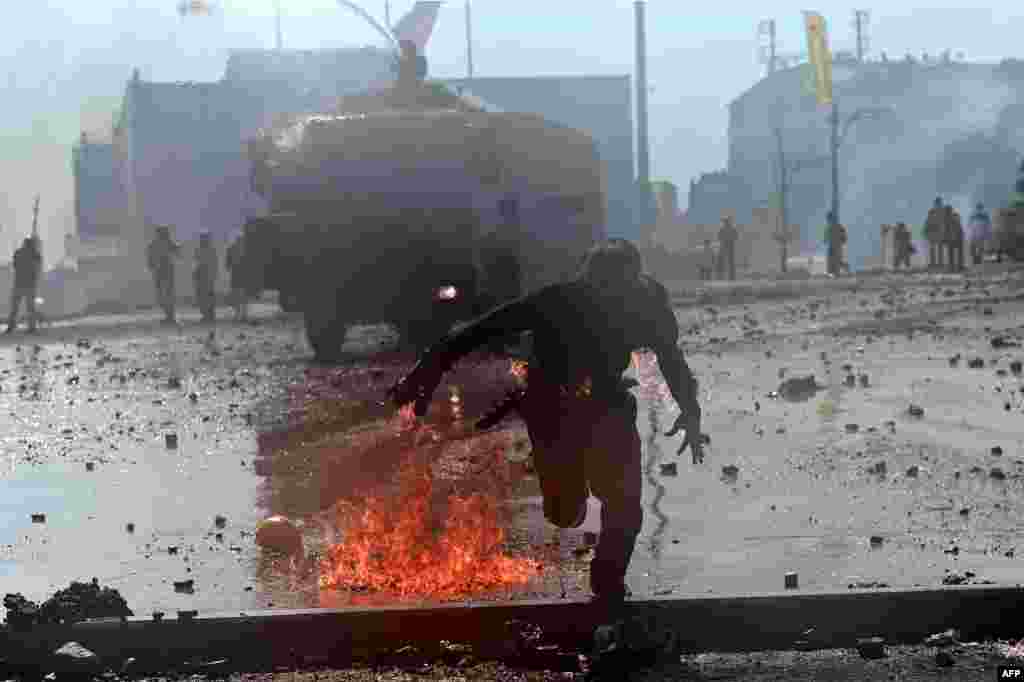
[318, 430, 539, 600]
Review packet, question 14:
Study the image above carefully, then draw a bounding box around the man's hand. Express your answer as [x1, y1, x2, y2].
[666, 409, 705, 464]
[387, 354, 445, 417]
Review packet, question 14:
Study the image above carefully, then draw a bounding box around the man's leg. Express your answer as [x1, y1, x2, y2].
[7, 289, 22, 332]
[26, 293, 37, 332]
[585, 396, 643, 600]
[524, 404, 589, 530]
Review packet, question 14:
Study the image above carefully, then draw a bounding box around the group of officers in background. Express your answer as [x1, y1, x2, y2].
[146, 226, 252, 326]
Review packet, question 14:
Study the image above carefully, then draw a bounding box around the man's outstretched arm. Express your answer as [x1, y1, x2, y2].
[648, 280, 704, 461]
[388, 289, 549, 414]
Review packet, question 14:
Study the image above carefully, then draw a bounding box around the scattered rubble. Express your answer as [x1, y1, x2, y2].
[3, 578, 133, 630]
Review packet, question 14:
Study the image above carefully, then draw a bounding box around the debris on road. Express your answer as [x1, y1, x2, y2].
[3, 578, 133, 630]
[856, 637, 886, 659]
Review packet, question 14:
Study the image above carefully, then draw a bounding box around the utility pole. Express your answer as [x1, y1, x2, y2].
[774, 127, 789, 272]
[31, 195, 40, 239]
[852, 10, 870, 62]
[465, 1, 474, 80]
[634, 1, 650, 189]
[758, 19, 778, 76]
[274, 0, 283, 52]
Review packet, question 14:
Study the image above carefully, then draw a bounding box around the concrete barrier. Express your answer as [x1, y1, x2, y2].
[2, 585, 1022, 668]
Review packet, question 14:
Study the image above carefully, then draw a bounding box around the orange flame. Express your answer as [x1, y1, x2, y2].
[319, 434, 539, 600]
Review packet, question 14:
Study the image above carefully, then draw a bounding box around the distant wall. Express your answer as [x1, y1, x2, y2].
[724, 59, 1024, 268]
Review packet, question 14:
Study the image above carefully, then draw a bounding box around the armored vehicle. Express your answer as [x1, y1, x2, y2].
[242, 83, 606, 360]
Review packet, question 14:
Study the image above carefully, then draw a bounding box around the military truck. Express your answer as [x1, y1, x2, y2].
[242, 83, 606, 361]
[995, 159, 1024, 261]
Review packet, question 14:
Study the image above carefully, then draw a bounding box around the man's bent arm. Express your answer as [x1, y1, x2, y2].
[430, 290, 548, 371]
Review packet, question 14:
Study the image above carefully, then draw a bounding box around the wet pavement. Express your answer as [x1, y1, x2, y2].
[3, 271, 1024, 620]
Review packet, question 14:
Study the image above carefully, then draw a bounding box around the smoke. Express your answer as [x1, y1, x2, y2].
[837, 67, 1020, 267]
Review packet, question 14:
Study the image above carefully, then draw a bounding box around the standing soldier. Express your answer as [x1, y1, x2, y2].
[824, 211, 847, 277]
[716, 216, 738, 281]
[147, 225, 181, 324]
[968, 202, 992, 266]
[944, 205, 965, 272]
[698, 239, 715, 281]
[225, 233, 249, 321]
[894, 222, 913, 269]
[924, 197, 945, 269]
[6, 237, 42, 334]
[194, 232, 218, 323]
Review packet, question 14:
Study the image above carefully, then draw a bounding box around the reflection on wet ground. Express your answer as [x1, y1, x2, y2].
[4, 276, 1024, 618]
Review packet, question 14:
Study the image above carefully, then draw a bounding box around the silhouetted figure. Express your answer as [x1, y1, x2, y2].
[6, 237, 41, 333]
[924, 197, 945, 268]
[894, 222, 913, 269]
[943, 205, 965, 272]
[824, 211, 847, 277]
[968, 202, 992, 266]
[716, 217, 738, 281]
[194, 232, 218, 323]
[699, 239, 715, 281]
[225, 233, 249, 321]
[389, 239, 704, 606]
[147, 225, 181, 324]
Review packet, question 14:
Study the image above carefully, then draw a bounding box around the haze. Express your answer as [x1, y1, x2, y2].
[3, 1, 1023, 267]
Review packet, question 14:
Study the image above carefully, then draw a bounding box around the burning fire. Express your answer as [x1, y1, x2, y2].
[319, 398, 539, 600]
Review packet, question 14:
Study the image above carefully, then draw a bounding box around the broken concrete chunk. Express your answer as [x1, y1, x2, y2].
[165, 433, 178, 449]
[856, 637, 886, 659]
[990, 468, 1007, 481]
[925, 629, 958, 647]
[659, 462, 678, 477]
[905, 465, 919, 478]
[992, 446, 1004, 456]
[935, 650, 955, 667]
[907, 404, 925, 418]
[968, 358, 985, 369]
[173, 579, 195, 594]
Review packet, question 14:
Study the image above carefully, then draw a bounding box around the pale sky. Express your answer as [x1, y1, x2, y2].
[2, 1, 1023, 265]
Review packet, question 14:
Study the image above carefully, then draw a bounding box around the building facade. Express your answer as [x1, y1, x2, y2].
[695, 56, 1024, 269]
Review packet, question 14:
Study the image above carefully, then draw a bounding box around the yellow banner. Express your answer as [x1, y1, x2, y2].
[803, 11, 833, 105]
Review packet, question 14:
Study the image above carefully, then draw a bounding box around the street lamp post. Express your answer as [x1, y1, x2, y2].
[827, 102, 894, 240]
[774, 128, 830, 273]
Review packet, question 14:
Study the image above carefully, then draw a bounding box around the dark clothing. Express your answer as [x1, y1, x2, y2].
[943, 209, 965, 272]
[13, 243, 41, 290]
[8, 243, 42, 331]
[825, 222, 847, 276]
[894, 225, 912, 269]
[523, 389, 642, 598]
[716, 224, 738, 281]
[147, 236, 180, 322]
[429, 275, 698, 598]
[924, 207, 945, 268]
[194, 243, 218, 322]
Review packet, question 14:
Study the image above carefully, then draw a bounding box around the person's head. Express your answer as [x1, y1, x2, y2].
[156, 225, 170, 239]
[22, 237, 33, 249]
[976, 202, 985, 211]
[826, 211, 835, 223]
[704, 239, 712, 247]
[934, 197, 943, 207]
[399, 39, 417, 58]
[200, 232, 212, 245]
[580, 238, 643, 289]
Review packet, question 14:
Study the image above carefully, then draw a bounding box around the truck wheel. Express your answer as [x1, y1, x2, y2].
[305, 305, 347, 363]
[279, 290, 302, 313]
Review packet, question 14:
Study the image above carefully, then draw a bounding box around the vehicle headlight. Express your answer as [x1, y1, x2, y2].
[436, 285, 458, 301]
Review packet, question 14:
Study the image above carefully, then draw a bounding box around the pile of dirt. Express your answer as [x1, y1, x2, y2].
[3, 578, 133, 630]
